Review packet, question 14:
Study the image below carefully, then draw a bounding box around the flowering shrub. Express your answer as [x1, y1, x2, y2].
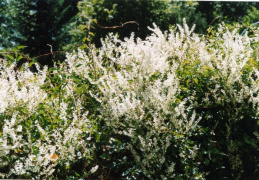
[0, 19, 259, 179]
[0, 59, 97, 178]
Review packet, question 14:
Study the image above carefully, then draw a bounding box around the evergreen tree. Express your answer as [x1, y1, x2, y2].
[1, 0, 79, 66]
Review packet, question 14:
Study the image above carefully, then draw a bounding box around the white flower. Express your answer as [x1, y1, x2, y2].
[89, 165, 99, 174]
[16, 125, 22, 132]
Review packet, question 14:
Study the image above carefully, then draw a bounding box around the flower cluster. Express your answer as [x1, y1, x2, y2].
[0, 19, 258, 179]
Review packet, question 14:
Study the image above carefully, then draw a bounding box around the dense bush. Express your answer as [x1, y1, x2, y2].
[0, 19, 259, 179]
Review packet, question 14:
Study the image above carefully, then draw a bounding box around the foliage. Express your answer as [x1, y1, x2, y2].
[65, 0, 259, 52]
[65, 0, 209, 49]
[0, 0, 79, 66]
[243, 6, 259, 26]
[1, 0, 258, 68]
[0, 1, 17, 49]
[0, 19, 259, 179]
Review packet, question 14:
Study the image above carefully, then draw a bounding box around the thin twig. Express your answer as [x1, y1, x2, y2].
[209, 16, 220, 27]
[94, 20, 139, 29]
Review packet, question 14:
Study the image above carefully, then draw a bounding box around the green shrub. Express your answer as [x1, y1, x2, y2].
[0, 19, 258, 179]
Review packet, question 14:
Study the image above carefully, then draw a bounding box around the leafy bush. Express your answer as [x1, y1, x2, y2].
[0, 19, 259, 179]
[65, 0, 208, 49]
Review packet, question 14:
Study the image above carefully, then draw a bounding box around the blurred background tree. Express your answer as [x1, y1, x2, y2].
[0, 1, 17, 49]
[65, 0, 208, 49]
[64, 0, 259, 50]
[0, 0, 79, 66]
[0, 0, 258, 65]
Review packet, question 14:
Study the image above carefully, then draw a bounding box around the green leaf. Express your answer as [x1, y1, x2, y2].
[75, 171, 80, 177]
[186, 79, 190, 86]
[83, 37, 91, 43]
[48, 67, 57, 72]
[16, 45, 27, 50]
[17, 55, 23, 62]
[100, 152, 108, 159]
[76, 64, 83, 68]
[28, 61, 35, 67]
[6, 54, 15, 61]
[79, 44, 88, 50]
